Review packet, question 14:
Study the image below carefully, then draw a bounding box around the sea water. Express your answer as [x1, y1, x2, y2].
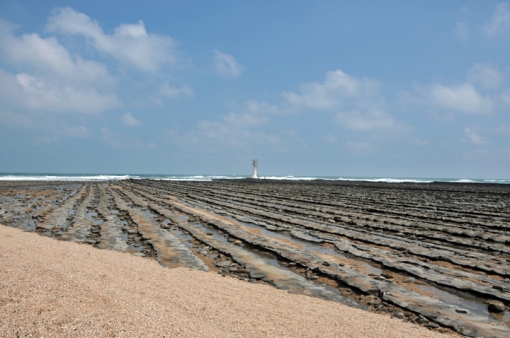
[0, 173, 508, 183]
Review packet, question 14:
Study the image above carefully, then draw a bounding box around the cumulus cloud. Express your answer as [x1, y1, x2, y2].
[334, 110, 398, 131]
[245, 100, 289, 115]
[483, 2, 510, 36]
[121, 112, 141, 126]
[467, 63, 504, 89]
[282, 70, 380, 110]
[0, 20, 112, 85]
[158, 83, 193, 99]
[464, 128, 489, 145]
[280, 69, 409, 134]
[0, 20, 120, 116]
[223, 112, 268, 127]
[46, 7, 177, 72]
[0, 70, 119, 114]
[423, 83, 493, 114]
[213, 50, 244, 78]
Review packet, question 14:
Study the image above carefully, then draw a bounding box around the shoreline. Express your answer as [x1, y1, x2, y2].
[0, 225, 453, 337]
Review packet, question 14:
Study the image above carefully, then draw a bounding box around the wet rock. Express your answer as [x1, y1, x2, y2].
[215, 260, 231, 268]
[393, 312, 404, 319]
[492, 285, 509, 292]
[488, 300, 505, 313]
[416, 315, 429, 324]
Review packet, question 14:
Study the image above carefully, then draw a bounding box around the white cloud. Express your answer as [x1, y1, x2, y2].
[0, 20, 120, 116]
[281, 69, 409, 134]
[245, 100, 290, 115]
[213, 50, 244, 78]
[424, 83, 493, 114]
[46, 7, 177, 72]
[223, 112, 268, 127]
[483, 2, 510, 36]
[0, 20, 112, 86]
[334, 109, 399, 131]
[467, 63, 504, 89]
[147, 142, 158, 149]
[158, 83, 193, 99]
[0, 70, 120, 114]
[121, 112, 141, 126]
[464, 127, 489, 145]
[282, 70, 380, 110]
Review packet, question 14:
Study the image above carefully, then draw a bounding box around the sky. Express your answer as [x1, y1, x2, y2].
[0, 1, 509, 178]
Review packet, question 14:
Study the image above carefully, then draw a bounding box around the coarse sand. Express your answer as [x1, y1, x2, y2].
[0, 225, 456, 337]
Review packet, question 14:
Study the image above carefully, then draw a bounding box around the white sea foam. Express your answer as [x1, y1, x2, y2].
[0, 174, 507, 183]
[449, 179, 476, 183]
[0, 175, 131, 181]
[336, 177, 434, 183]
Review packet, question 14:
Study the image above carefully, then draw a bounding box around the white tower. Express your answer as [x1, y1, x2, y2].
[252, 158, 259, 179]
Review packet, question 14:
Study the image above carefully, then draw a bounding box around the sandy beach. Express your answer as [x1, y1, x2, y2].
[0, 225, 454, 337]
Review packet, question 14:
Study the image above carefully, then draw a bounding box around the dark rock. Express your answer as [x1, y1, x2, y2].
[424, 323, 439, 329]
[416, 315, 429, 324]
[492, 285, 509, 292]
[455, 308, 468, 314]
[321, 261, 330, 266]
[215, 260, 231, 268]
[394, 312, 404, 319]
[488, 300, 505, 313]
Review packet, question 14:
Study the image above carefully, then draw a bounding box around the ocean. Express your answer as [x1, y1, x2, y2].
[0, 173, 508, 183]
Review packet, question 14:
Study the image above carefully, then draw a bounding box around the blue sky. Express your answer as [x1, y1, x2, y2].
[0, 1, 509, 178]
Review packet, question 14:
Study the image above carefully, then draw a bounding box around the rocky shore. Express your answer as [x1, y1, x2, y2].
[1, 179, 509, 337]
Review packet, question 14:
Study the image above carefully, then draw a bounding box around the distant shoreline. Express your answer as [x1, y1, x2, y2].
[0, 173, 508, 184]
